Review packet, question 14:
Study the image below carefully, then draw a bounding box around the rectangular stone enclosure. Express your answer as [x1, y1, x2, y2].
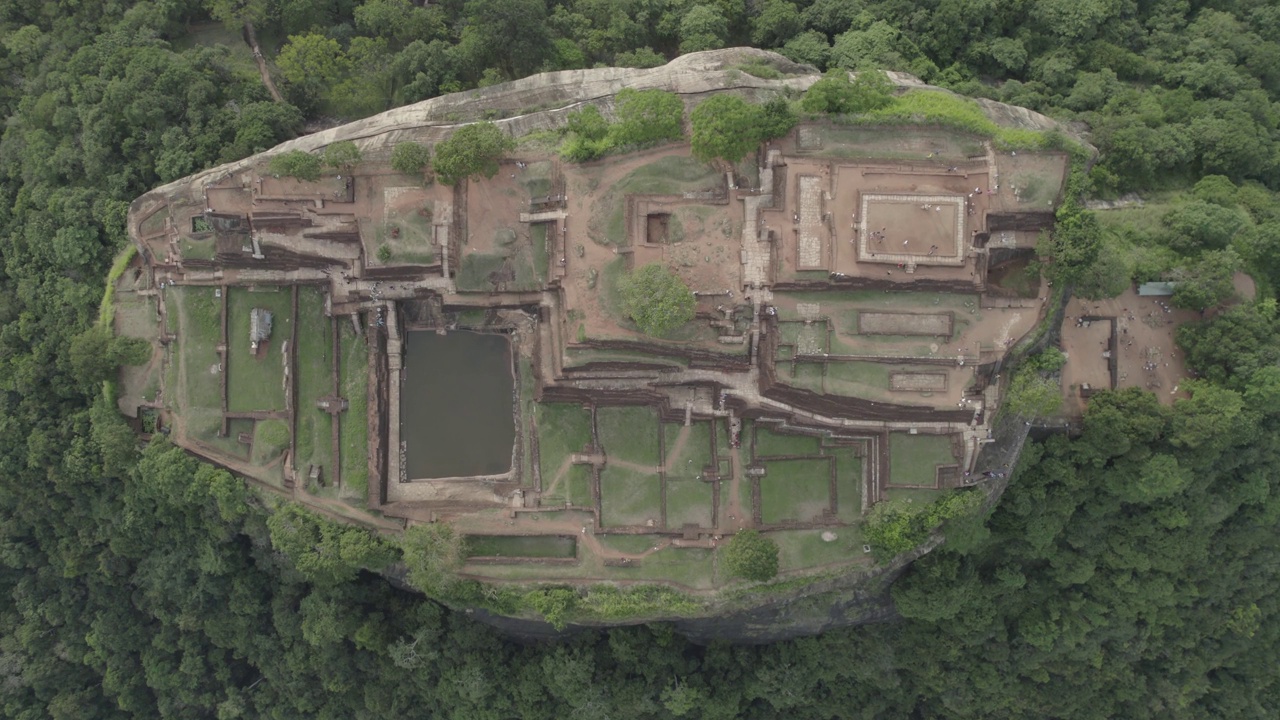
[859, 193, 966, 266]
[858, 311, 953, 336]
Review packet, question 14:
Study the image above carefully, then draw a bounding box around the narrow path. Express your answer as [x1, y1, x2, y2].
[719, 445, 747, 532]
[662, 424, 692, 470]
[242, 22, 285, 103]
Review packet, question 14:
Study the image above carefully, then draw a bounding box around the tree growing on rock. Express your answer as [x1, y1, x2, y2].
[432, 122, 515, 185]
[268, 150, 323, 181]
[619, 263, 696, 337]
[723, 530, 780, 582]
[390, 142, 432, 175]
[322, 140, 362, 171]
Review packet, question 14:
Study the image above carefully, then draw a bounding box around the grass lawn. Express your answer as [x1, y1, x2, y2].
[455, 253, 508, 291]
[338, 323, 369, 497]
[598, 156, 722, 244]
[620, 547, 715, 589]
[294, 288, 334, 475]
[883, 486, 945, 511]
[172, 286, 223, 413]
[759, 458, 832, 524]
[753, 425, 823, 458]
[226, 287, 292, 413]
[888, 432, 956, 487]
[600, 465, 661, 527]
[597, 405, 660, 465]
[530, 222, 550, 284]
[789, 361, 825, 393]
[770, 527, 867, 572]
[833, 452, 864, 523]
[665, 476, 714, 529]
[463, 535, 577, 558]
[566, 464, 593, 507]
[598, 534, 659, 554]
[536, 403, 594, 486]
[663, 422, 713, 473]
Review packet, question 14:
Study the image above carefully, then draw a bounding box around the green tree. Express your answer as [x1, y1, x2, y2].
[1177, 299, 1280, 386]
[690, 94, 765, 163]
[390, 142, 432, 175]
[609, 88, 685, 146]
[432, 122, 515, 185]
[752, 0, 802, 47]
[459, 0, 549, 78]
[801, 69, 893, 114]
[1170, 248, 1241, 311]
[1161, 200, 1247, 254]
[1046, 204, 1102, 281]
[759, 96, 798, 140]
[618, 263, 696, 336]
[276, 34, 351, 109]
[205, 0, 272, 29]
[322, 140, 362, 170]
[781, 30, 831, 68]
[268, 150, 323, 181]
[679, 5, 730, 53]
[401, 523, 463, 593]
[722, 529, 779, 581]
[615, 47, 667, 68]
[1004, 367, 1062, 418]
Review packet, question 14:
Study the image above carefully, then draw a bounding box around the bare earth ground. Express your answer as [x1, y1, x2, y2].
[1060, 287, 1197, 415]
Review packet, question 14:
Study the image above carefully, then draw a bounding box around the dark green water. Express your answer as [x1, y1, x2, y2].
[401, 331, 515, 478]
[464, 535, 577, 558]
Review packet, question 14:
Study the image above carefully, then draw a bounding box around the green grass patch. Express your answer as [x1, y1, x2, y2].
[834, 451, 864, 524]
[530, 222, 550, 284]
[566, 464, 593, 506]
[888, 433, 956, 487]
[464, 535, 577, 558]
[98, 245, 138, 328]
[861, 90, 1069, 150]
[536, 403, 594, 489]
[172, 286, 224, 413]
[251, 418, 291, 465]
[596, 156, 721, 246]
[753, 425, 822, 458]
[597, 405, 659, 465]
[338, 324, 369, 497]
[600, 464, 662, 527]
[665, 475, 714, 529]
[760, 458, 831, 524]
[294, 288, 334, 475]
[663, 422, 713, 473]
[597, 534, 658, 554]
[226, 287, 292, 413]
[770, 527, 866, 571]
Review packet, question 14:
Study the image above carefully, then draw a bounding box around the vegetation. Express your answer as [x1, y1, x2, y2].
[6, 1, 1280, 718]
[269, 150, 323, 181]
[432, 122, 516, 185]
[723, 530, 780, 582]
[390, 142, 432, 175]
[618, 263, 697, 336]
[322, 140, 362, 170]
[801, 69, 894, 114]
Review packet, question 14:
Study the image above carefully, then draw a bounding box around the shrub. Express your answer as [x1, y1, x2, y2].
[390, 142, 431, 175]
[690, 94, 766, 163]
[433, 122, 515, 185]
[268, 150, 322, 181]
[864, 491, 982, 560]
[609, 88, 684, 146]
[619, 263, 695, 337]
[322, 140, 361, 169]
[722, 529, 779, 582]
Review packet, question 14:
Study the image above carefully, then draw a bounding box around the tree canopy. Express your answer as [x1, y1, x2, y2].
[432, 121, 516, 185]
[722, 530, 780, 582]
[619, 263, 696, 336]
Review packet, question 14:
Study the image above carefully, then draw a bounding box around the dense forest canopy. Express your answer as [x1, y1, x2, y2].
[1, 0, 1279, 717]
